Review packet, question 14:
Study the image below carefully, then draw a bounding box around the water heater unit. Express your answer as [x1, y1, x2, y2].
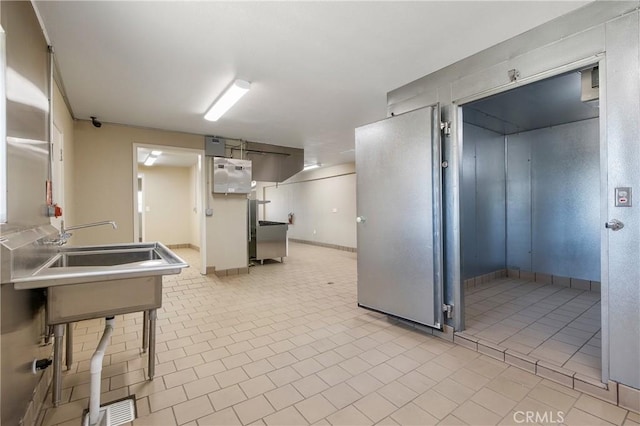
[212, 158, 252, 194]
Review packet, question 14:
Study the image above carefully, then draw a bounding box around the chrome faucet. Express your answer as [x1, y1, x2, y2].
[61, 220, 118, 233]
[44, 220, 118, 246]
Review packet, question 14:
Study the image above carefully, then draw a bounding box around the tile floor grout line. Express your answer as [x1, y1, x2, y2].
[465, 276, 604, 379]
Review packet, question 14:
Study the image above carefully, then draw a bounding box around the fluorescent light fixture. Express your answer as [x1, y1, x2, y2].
[204, 79, 251, 122]
[143, 155, 157, 166]
[303, 163, 320, 171]
[143, 150, 161, 166]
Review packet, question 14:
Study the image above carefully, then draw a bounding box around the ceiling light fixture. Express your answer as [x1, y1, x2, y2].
[204, 79, 251, 122]
[143, 151, 161, 166]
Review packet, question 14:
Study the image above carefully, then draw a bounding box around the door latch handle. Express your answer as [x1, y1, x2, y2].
[605, 219, 624, 231]
[356, 216, 366, 224]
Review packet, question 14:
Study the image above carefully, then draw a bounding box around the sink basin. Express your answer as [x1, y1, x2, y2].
[49, 249, 163, 268]
[11, 242, 188, 324]
[13, 242, 187, 289]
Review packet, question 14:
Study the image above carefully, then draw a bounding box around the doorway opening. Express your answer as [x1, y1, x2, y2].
[134, 145, 205, 274]
[458, 66, 604, 382]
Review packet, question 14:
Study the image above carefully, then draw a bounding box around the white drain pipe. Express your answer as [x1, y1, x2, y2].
[89, 317, 115, 425]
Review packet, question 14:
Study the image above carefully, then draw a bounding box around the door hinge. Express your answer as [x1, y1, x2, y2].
[442, 304, 454, 319]
[440, 121, 451, 137]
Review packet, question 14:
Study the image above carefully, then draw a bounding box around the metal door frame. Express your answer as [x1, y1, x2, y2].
[432, 104, 445, 329]
[451, 56, 608, 382]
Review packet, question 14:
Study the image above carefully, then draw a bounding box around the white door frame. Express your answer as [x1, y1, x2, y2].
[132, 143, 207, 275]
[137, 173, 146, 242]
[50, 123, 64, 230]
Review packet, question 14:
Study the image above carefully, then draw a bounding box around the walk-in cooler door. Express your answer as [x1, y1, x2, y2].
[355, 105, 444, 328]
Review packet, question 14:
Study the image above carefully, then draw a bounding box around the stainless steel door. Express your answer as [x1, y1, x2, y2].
[356, 105, 444, 328]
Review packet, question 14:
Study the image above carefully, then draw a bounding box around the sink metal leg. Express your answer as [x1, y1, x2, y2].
[52, 324, 64, 407]
[44, 325, 53, 345]
[65, 323, 73, 370]
[142, 310, 149, 353]
[148, 309, 156, 380]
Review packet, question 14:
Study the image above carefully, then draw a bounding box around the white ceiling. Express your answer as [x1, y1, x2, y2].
[35, 1, 589, 167]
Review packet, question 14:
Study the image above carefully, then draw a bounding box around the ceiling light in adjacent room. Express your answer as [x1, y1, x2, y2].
[204, 79, 251, 122]
[143, 151, 161, 166]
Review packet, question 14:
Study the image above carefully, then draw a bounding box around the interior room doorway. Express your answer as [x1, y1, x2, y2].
[133, 144, 206, 274]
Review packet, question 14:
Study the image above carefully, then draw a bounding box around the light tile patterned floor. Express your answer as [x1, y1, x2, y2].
[39, 243, 635, 426]
[464, 277, 602, 380]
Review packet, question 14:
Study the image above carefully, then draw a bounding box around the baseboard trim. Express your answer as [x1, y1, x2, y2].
[506, 269, 600, 292]
[165, 243, 199, 250]
[289, 238, 356, 253]
[463, 269, 601, 293]
[206, 266, 250, 277]
[463, 269, 507, 289]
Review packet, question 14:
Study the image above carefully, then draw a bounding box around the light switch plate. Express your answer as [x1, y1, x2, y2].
[615, 187, 632, 207]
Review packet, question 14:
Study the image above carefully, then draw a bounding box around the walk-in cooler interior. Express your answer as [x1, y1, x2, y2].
[461, 69, 601, 281]
[459, 68, 604, 379]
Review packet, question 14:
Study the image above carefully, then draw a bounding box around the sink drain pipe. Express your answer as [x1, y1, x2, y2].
[88, 316, 115, 425]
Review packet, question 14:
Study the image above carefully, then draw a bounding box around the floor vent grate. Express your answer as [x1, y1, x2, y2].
[82, 395, 136, 426]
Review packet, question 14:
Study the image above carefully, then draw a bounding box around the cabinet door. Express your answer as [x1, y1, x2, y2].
[356, 105, 444, 328]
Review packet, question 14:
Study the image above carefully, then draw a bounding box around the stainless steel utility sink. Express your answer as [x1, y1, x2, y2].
[5, 230, 188, 407]
[13, 242, 187, 289]
[12, 242, 188, 324]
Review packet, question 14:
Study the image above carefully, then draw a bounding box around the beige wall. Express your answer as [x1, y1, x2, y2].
[140, 165, 191, 245]
[72, 121, 248, 273]
[264, 163, 356, 249]
[72, 121, 202, 245]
